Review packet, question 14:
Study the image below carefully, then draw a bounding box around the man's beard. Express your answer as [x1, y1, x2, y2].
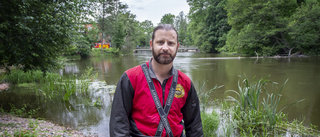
[152, 48, 177, 64]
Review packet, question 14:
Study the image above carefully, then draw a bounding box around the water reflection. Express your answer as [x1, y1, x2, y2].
[64, 64, 80, 74]
[1, 53, 319, 136]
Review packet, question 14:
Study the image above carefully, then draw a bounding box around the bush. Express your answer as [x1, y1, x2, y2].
[224, 76, 319, 136]
[201, 111, 219, 136]
[91, 48, 120, 56]
[6, 69, 45, 84]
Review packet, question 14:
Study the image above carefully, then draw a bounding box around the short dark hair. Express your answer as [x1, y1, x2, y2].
[151, 24, 178, 44]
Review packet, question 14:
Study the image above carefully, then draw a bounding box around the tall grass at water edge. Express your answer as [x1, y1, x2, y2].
[197, 80, 222, 136]
[223, 76, 319, 136]
[198, 76, 320, 136]
[91, 48, 120, 56]
[4, 67, 97, 101]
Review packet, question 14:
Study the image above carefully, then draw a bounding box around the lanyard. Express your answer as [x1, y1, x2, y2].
[141, 63, 178, 137]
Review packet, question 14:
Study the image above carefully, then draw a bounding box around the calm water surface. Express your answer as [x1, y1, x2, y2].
[1, 52, 320, 136]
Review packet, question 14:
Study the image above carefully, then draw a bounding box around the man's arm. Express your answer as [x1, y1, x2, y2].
[181, 82, 204, 137]
[109, 73, 134, 137]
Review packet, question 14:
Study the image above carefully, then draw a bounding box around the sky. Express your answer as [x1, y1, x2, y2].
[120, 0, 190, 25]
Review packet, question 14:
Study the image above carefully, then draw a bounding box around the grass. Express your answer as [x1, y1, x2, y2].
[8, 104, 39, 118]
[0, 68, 99, 136]
[198, 76, 320, 136]
[222, 76, 319, 136]
[201, 111, 219, 137]
[3, 67, 97, 103]
[5, 69, 45, 84]
[197, 80, 222, 136]
[91, 48, 120, 57]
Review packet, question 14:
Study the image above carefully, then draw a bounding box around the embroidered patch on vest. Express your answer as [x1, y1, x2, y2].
[174, 84, 185, 98]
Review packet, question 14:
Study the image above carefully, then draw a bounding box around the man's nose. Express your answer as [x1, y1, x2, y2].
[162, 42, 169, 51]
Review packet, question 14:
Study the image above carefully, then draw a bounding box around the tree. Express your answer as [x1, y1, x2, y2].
[76, 22, 100, 58]
[97, 0, 137, 52]
[138, 20, 154, 47]
[160, 13, 175, 25]
[175, 11, 188, 46]
[225, 0, 298, 56]
[187, 0, 231, 52]
[288, 0, 320, 55]
[118, 10, 140, 52]
[0, 1, 93, 73]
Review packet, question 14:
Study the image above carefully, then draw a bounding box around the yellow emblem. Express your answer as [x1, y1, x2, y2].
[175, 84, 185, 98]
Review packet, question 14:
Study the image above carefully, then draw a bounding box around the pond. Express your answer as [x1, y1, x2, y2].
[1, 52, 320, 136]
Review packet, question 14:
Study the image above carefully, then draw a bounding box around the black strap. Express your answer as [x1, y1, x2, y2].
[141, 63, 178, 137]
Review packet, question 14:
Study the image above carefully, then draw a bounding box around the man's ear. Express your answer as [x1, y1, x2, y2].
[178, 43, 180, 48]
[149, 40, 153, 49]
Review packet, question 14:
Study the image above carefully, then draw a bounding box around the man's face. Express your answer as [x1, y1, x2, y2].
[150, 29, 179, 64]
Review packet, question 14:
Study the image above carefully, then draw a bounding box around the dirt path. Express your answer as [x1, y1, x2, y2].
[0, 113, 91, 137]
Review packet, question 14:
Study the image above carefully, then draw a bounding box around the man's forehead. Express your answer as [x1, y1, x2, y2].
[154, 29, 177, 39]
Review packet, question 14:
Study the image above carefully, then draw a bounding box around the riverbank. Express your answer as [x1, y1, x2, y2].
[0, 113, 89, 137]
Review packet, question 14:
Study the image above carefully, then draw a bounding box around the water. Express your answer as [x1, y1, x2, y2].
[1, 52, 320, 136]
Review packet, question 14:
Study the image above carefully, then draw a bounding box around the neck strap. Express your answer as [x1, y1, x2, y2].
[141, 63, 178, 137]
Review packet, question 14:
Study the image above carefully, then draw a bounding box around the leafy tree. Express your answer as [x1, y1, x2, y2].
[138, 20, 154, 47]
[76, 37, 91, 58]
[188, 0, 231, 52]
[288, 0, 320, 55]
[225, 0, 298, 56]
[83, 22, 100, 48]
[97, 1, 138, 52]
[72, 22, 100, 58]
[0, 1, 93, 73]
[175, 11, 188, 46]
[160, 13, 175, 25]
[119, 11, 140, 52]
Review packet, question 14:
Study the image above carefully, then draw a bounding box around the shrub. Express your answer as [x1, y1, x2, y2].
[201, 111, 219, 136]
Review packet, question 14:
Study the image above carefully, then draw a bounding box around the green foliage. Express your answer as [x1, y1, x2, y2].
[225, 76, 287, 134]
[119, 11, 141, 53]
[198, 80, 223, 112]
[91, 48, 120, 56]
[188, 0, 231, 53]
[137, 20, 154, 47]
[13, 129, 38, 137]
[4, 67, 96, 102]
[6, 69, 45, 84]
[36, 68, 96, 100]
[197, 81, 222, 136]
[226, 76, 272, 112]
[160, 13, 175, 25]
[0, 1, 94, 73]
[288, 0, 320, 55]
[223, 0, 320, 56]
[97, 1, 143, 53]
[223, 76, 320, 136]
[174, 11, 188, 46]
[8, 104, 39, 118]
[75, 38, 91, 58]
[69, 21, 101, 58]
[201, 111, 220, 136]
[113, 22, 126, 50]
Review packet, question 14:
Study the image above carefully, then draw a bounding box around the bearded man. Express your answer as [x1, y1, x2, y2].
[110, 24, 203, 137]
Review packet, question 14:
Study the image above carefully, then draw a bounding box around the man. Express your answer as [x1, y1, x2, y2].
[110, 24, 203, 137]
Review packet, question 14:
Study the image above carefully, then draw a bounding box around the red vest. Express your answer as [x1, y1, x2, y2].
[126, 62, 191, 136]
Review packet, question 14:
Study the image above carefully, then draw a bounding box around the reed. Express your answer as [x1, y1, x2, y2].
[201, 111, 219, 137]
[5, 67, 96, 102]
[6, 69, 44, 84]
[224, 76, 319, 136]
[91, 48, 120, 56]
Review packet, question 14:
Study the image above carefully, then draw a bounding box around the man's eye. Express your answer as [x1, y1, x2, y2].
[157, 41, 163, 44]
[169, 42, 174, 45]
